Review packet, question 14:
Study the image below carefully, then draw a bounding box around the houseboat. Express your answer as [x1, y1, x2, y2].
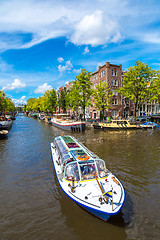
[51, 114, 85, 132]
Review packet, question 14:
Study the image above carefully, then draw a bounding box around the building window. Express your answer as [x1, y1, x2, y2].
[112, 79, 118, 86]
[112, 69, 117, 76]
[112, 99, 118, 105]
[112, 90, 118, 96]
[101, 71, 103, 78]
[111, 110, 118, 117]
[99, 73, 101, 79]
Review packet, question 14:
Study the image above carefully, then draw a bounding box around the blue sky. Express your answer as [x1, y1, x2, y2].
[0, 0, 160, 106]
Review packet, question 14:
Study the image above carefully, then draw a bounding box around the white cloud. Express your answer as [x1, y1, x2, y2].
[0, 0, 159, 51]
[83, 46, 89, 54]
[2, 78, 26, 90]
[58, 60, 73, 75]
[73, 68, 81, 74]
[12, 96, 27, 106]
[70, 10, 121, 46]
[58, 57, 64, 63]
[34, 82, 52, 94]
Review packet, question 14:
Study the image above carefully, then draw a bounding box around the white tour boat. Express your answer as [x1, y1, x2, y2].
[50, 135, 125, 221]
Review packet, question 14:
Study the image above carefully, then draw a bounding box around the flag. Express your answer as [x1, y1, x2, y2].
[103, 190, 112, 198]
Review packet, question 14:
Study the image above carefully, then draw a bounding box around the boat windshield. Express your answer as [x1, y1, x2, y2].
[65, 162, 80, 181]
[95, 159, 109, 178]
[80, 162, 96, 180]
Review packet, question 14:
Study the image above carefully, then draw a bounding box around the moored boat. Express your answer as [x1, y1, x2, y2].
[0, 116, 12, 130]
[140, 121, 157, 129]
[50, 135, 125, 221]
[0, 130, 8, 139]
[93, 119, 138, 130]
[51, 114, 85, 132]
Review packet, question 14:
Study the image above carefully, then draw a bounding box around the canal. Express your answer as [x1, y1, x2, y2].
[0, 115, 159, 240]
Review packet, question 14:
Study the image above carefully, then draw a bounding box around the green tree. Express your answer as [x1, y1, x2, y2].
[5, 97, 16, 113]
[149, 70, 160, 103]
[92, 81, 112, 120]
[0, 91, 5, 113]
[0, 91, 16, 114]
[58, 87, 68, 113]
[39, 96, 47, 112]
[75, 69, 92, 120]
[44, 88, 57, 113]
[67, 81, 81, 119]
[119, 60, 154, 118]
[26, 98, 36, 111]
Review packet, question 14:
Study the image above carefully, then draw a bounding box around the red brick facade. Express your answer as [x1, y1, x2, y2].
[89, 62, 123, 119]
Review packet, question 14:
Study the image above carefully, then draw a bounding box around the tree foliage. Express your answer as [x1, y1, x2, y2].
[26, 98, 36, 111]
[92, 81, 112, 119]
[58, 87, 68, 113]
[75, 69, 92, 120]
[119, 60, 154, 117]
[44, 88, 57, 113]
[67, 81, 81, 118]
[149, 70, 160, 103]
[26, 88, 57, 113]
[0, 91, 16, 114]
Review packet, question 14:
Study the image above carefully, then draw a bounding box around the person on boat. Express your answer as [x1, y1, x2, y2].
[82, 165, 96, 177]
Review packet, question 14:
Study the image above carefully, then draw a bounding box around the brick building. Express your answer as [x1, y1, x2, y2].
[57, 62, 137, 119]
[89, 62, 123, 119]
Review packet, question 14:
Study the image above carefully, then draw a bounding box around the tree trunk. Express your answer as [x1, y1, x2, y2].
[83, 105, 85, 121]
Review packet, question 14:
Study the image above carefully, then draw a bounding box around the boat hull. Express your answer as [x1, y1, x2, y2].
[0, 120, 12, 130]
[93, 124, 137, 130]
[0, 130, 8, 139]
[51, 121, 85, 131]
[81, 204, 111, 221]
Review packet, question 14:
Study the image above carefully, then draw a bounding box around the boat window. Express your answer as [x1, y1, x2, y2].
[55, 138, 68, 157]
[65, 162, 80, 181]
[95, 160, 109, 178]
[61, 154, 71, 163]
[70, 149, 89, 161]
[80, 163, 96, 180]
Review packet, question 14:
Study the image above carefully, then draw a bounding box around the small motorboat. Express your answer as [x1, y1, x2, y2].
[50, 135, 125, 221]
[140, 121, 158, 129]
[0, 116, 12, 130]
[0, 130, 8, 139]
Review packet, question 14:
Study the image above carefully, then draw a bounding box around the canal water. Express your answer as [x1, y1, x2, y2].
[0, 115, 159, 240]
